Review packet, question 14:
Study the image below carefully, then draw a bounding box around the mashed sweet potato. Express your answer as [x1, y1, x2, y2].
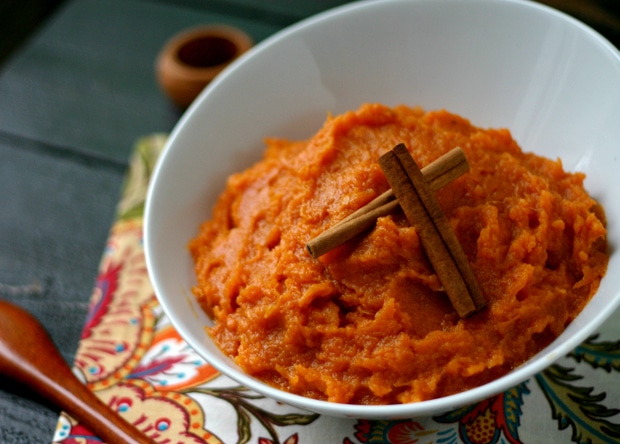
[189, 103, 608, 404]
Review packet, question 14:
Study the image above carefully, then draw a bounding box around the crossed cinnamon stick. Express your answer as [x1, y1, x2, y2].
[306, 144, 485, 317]
[307, 147, 468, 258]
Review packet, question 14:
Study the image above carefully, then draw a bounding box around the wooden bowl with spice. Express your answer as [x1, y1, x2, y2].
[156, 25, 253, 108]
[145, 0, 620, 418]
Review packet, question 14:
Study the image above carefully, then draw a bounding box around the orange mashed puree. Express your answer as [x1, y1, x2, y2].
[189, 103, 608, 404]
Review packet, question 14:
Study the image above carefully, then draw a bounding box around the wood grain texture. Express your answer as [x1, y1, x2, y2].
[0, 0, 66, 64]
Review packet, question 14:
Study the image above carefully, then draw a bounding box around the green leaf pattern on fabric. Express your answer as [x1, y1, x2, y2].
[117, 133, 168, 221]
[570, 334, 620, 372]
[536, 364, 620, 444]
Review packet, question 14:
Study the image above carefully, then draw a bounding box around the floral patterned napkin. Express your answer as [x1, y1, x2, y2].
[53, 135, 620, 444]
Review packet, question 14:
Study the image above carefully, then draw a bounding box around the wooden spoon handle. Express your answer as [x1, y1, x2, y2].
[0, 300, 153, 443]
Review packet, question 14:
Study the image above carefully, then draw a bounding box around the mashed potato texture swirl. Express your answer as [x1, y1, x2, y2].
[189, 104, 608, 404]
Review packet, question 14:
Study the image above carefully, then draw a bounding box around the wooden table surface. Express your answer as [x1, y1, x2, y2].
[0, 0, 618, 442]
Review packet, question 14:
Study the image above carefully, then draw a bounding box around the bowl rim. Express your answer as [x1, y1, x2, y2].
[145, 0, 620, 418]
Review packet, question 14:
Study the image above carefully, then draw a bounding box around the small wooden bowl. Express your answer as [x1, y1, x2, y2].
[156, 25, 253, 108]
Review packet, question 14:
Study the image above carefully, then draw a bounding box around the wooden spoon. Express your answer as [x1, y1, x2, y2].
[0, 299, 153, 443]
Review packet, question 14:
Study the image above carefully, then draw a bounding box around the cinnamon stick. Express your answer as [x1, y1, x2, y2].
[381, 144, 484, 317]
[306, 147, 468, 258]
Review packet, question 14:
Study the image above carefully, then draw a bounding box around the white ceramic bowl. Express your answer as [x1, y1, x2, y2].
[145, 0, 620, 418]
